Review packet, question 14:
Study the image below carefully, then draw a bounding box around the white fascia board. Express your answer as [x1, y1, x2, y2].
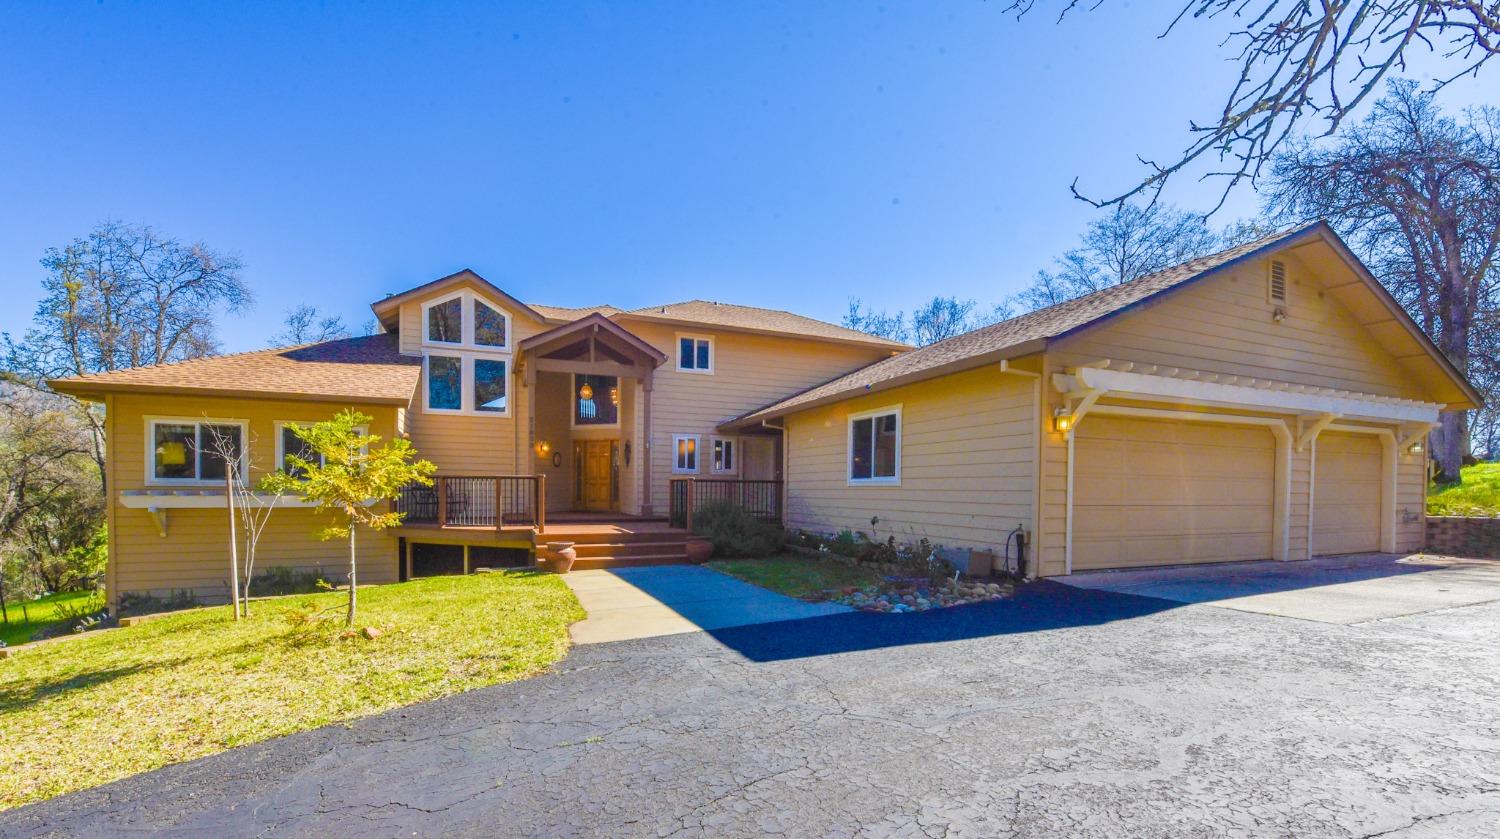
[1056, 367, 1441, 425]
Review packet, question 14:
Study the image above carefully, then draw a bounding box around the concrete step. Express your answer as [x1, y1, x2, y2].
[570, 554, 691, 570]
[571, 541, 693, 559]
[544, 529, 692, 546]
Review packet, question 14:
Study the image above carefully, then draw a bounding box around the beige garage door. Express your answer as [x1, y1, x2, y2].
[1313, 432, 1382, 555]
[1073, 416, 1276, 571]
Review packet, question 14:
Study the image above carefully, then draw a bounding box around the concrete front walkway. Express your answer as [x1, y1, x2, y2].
[1063, 552, 1500, 624]
[563, 565, 852, 644]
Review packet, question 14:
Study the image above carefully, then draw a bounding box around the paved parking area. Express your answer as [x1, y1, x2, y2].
[564, 565, 851, 644]
[6, 577, 1499, 838]
[1062, 553, 1500, 624]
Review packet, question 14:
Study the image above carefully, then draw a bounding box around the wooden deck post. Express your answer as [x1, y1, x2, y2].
[495, 477, 504, 532]
[685, 478, 695, 531]
[536, 474, 547, 533]
[437, 477, 448, 527]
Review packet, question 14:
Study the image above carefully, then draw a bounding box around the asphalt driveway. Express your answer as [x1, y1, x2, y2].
[6, 572, 1500, 837]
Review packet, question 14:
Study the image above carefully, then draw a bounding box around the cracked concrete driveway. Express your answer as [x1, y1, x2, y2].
[5, 578, 1500, 838]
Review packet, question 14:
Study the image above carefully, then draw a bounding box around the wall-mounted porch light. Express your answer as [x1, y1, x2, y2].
[1409, 439, 1425, 454]
[1053, 406, 1074, 434]
[535, 439, 551, 458]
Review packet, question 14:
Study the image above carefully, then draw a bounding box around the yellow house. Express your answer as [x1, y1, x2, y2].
[51, 221, 1481, 609]
[723, 221, 1480, 577]
[51, 272, 906, 608]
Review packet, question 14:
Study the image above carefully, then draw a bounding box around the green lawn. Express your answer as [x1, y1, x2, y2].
[708, 553, 885, 600]
[1428, 462, 1500, 516]
[0, 571, 584, 810]
[0, 590, 103, 647]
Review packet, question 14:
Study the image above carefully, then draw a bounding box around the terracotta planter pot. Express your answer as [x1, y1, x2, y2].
[685, 539, 713, 564]
[544, 541, 577, 574]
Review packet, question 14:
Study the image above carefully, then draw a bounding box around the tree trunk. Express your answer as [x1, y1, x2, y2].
[346, 524, 357, 627]
[226, 472, 241, 620]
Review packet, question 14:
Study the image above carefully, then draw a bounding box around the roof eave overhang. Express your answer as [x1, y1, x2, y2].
[1310, 227, 1484, 411]
[718, 338, 1046, 431]
[47, 380, 416, 406]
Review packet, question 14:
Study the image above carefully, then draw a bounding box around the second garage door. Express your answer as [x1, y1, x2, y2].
[1313, 431, 1382, 555]
[1073, 415, 1276, 571]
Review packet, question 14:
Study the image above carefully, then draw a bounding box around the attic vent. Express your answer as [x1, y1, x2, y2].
[1268, 260, 1288, 304]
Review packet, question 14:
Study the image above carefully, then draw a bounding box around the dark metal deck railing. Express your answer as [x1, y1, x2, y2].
[394, 475, 546, 530]
[668, 478, 784, 530]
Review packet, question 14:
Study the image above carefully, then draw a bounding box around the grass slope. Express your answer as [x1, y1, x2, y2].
[709, 553, 884, 600]
[0, 571, 583, 810]
[0, 591, 101, 647]
[1428, 462, 1500, 517]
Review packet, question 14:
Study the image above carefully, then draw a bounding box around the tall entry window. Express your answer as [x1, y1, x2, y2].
[573, 374, 620, 427]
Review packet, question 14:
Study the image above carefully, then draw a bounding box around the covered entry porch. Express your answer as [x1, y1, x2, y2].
[521, 313, 667, 518]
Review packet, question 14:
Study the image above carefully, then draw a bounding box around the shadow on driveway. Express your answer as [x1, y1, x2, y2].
[699, 580, 1179, 662]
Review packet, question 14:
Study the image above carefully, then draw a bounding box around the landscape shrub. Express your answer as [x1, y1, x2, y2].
[250, 566, 329, 597]
[691, 500, 785, 557]
[117, 589, 200, 618]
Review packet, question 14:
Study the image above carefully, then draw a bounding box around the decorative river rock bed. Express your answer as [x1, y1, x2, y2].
[825, 577, 1011, 613]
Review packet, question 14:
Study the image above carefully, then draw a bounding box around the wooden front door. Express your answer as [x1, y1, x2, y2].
[581, 440, 614, 511]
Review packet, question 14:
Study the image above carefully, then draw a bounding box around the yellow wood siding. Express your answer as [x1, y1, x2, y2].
[623, 322, 896, 515]
[109, 393, 400, 604]
[1048, 253, 1435, 400]
[1072, 416, 1275, 570]
[782, 367, 1035, 553]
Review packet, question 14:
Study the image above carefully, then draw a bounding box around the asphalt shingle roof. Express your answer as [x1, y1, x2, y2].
[725, 222, 1324, 426]
[49, 333, 421, 404]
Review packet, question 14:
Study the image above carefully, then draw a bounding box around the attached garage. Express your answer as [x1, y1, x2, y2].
[1313, 431, 1383, 555]
[1072, 415, 1278, 571]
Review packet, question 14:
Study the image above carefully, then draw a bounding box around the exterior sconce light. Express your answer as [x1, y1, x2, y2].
[536, 440, 551, 458]
[1409, 439, 1424, 454]
[1053, 407, 1074, 434]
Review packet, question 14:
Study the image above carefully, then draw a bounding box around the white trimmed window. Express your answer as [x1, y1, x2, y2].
[711, 436, 736, 474]
[420, 289, 512, 416]
[275, 421, 367, 477]
[421, 289, 510, 350]
[848, 406, 901, 485]
[147, 418, 248, 485]
[425, 354, 509, 416]
[676, 334, 713, 374]
[673, 435, 700, 473]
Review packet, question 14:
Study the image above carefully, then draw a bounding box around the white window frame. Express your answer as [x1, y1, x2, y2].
[675, 333, 714, 374]
[672, 434, 700, 474]
[710, 435, 737, 474]
[274, 420, 368, 474]
[420, 288, 512, 351]
[145, 416, 250, 487]
[570, 373, 622, 430]
[847, 404, 902, 486]
[423, 353, 512, 417]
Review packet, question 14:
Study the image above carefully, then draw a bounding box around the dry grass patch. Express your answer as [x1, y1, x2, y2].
[0, 570, 583, 810]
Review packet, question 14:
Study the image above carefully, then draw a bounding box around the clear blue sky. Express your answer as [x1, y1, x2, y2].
[0, 2, 1487, 352]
